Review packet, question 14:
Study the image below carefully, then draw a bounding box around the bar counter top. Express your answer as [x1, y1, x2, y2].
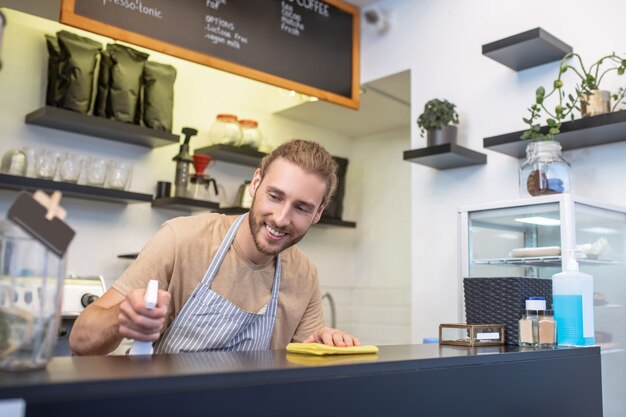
[0, 344, 602, 417]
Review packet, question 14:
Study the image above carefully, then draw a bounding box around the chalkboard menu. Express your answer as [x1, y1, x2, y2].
[60, 0, 359, 109]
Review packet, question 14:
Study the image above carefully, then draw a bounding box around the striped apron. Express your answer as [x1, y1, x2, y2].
[153, 214, 281, 354]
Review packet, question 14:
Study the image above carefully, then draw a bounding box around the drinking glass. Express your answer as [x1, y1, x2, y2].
[85, 157, 109, 187]
[107, 160, 133, 190]
[35, 149, 58, 180]
[58, 153, 83, 183]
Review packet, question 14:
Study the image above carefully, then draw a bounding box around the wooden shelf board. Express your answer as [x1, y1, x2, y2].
[484, 110, 626, 158]
[482, 27, 572, 71]
[403, 143, 487, 170]
[194, 144, 265, 167]
[25, 106, 179, 149]
[0, 173, 152, 204]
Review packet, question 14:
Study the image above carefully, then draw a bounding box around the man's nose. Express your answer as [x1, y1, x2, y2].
[273, 205, 291, 227]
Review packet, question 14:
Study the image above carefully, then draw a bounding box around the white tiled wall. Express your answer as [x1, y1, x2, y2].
[320, 286, 411, 345]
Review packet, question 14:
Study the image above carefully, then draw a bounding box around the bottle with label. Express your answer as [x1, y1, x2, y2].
[552, 252, 595, 346]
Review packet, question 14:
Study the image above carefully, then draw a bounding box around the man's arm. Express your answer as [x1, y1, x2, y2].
[69, 287, 170, 356]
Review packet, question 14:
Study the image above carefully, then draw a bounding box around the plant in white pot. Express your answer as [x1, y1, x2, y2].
[417, 98, 459, 146]
[519, 52, 626, 197]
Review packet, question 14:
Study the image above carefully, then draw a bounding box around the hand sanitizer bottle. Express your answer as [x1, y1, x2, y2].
[552, 251, 595, 346]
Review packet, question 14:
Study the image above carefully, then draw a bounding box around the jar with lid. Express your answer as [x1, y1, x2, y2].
[209, 114, 242, 146]
[519, 140, 571, 197]
[0, 220, 66, 370]
[238, 119, 263, 149]
[518, 296, 546, 347]
[538, 309, 557, 348]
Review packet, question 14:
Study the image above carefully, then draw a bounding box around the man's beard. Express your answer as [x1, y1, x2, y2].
[248, 200, 307, 257]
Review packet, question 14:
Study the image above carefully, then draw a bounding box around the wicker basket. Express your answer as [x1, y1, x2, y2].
[463, 277, 552, 345]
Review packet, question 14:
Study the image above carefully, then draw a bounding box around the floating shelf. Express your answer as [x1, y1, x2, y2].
[482, 27, 572, 71]
[194, 144, 265, 167]
[0, 173, 152, 204]
[151, 196, 220, 212]
[484, 110, 626, 158]
[25, 106, 180, 148]
[403, 143, 487, 170]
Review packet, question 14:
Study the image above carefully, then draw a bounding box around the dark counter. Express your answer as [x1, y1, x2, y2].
[0, 344, 602, 417]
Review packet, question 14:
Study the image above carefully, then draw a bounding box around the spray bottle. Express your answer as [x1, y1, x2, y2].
[173, 127, 197, 197]
[552, 249, 595, 346]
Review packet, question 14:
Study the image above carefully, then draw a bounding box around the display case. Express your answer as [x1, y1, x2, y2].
[458, 194, 625, 417]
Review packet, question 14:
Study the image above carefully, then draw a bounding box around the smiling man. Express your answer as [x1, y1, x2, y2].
[70, 139, 359, 355]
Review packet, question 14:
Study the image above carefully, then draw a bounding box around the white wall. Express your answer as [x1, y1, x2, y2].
[359, 0, 626, 341]
[0, 8, 412, 345]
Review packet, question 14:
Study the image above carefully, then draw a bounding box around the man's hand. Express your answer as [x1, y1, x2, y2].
[303, 326, 360, 347]
[117, 288, 171, 342]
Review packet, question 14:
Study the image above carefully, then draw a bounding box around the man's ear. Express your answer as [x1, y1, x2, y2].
[312, 202, 327, 224]
[250, 169, 262, 196]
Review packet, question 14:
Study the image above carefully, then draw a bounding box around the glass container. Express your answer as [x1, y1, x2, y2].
[209, 114, 242, 146]
[238, 119, 263, 149]
[538, 309, 557, 348]
[519, 141, 571, 197]
[1, 149, 27, 176]
[0, 221, 66, 370]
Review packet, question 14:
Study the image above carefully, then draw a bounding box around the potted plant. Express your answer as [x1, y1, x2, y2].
[417, 98, 459, 146]
[519, 52, 626, 197]
[521, 52, 626, 142]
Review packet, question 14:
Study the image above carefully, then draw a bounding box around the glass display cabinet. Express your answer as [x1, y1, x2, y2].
[458, 194, 625, 417]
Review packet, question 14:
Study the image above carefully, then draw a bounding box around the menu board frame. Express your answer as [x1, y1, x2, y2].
[59, 0, 360, 109]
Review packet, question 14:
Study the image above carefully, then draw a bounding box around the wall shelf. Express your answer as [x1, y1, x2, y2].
[194, 144, 265, 167]
[484, 110, 626, 158]
[403, 143, 487, 170]
[0, 173, 152, 204]
[482, 28, 572, 71]
[151, 197, 220, 212]
[25, 106, 180, 149]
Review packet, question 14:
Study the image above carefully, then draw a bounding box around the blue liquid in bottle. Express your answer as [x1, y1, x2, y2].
[553, 294, 584, 345]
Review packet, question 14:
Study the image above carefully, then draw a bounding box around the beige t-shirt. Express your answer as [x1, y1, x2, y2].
[112, 213, 324, 349]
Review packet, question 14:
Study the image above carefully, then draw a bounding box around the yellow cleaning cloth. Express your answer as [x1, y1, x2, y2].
[286, 342, 379, 356]
[286, 353, 379, 367]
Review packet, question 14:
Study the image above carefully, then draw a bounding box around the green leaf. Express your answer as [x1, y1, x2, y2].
[547, 118, 557, 127]
[536, 86, 546, 96]
[549, 127, 560, 135]
[553, 80, 563, 88]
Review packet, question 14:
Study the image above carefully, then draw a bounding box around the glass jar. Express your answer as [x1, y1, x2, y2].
[238, 119, 263, 149]
[538, 309, 557, 348]
[518, 309, 539, 348]
[519, 140, 571, 197]
[209, 114, 242, 146]
[0, 221, 66, 370]
[0, 149, 27, 176]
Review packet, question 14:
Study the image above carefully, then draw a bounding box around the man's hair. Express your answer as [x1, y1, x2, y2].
[259, 139, 338, 207]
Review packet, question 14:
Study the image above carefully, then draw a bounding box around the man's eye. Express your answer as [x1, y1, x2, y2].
[296, 206, 312, 214]
[268, 193, 279, 201]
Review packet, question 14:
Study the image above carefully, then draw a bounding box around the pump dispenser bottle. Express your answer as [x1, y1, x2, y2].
[552, 250, 595, 345]
[173, 127, 197, 197]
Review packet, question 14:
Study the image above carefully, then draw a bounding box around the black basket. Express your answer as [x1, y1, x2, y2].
[463, 277, 552, 345]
